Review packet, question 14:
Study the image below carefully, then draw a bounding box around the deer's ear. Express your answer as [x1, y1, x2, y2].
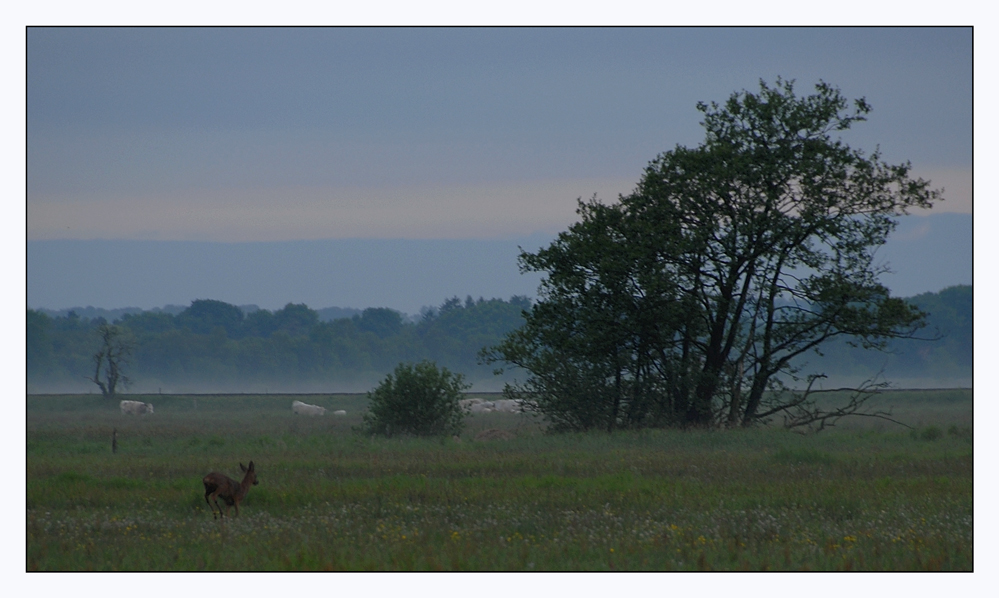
[240, 463, 247, 472]
[248, 461, 254, 470]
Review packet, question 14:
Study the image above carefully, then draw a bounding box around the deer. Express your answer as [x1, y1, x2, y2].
[203, 461, 258, 519]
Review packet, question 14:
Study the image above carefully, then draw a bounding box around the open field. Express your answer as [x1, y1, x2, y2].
[26, 390, 972, 571]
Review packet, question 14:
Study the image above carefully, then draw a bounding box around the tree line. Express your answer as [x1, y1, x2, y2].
[25, 284, 969, 396]
[27, 296, 532, 392]
[798, 285, 971, 383]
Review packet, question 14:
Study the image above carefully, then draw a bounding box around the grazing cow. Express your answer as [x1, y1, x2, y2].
[203, 461, 258, 519]
[291, 400, 326, 416]
[469, 401, 495, 413]
[120, 400, 154, 415]
[459, 398, 484, 410]
[333, 410, 347, 416]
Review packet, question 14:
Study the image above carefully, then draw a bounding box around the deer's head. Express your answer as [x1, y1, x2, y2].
[240, 461, 259, 486]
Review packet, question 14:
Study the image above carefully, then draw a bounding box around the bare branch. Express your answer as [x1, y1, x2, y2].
[777, 370, 910, 433]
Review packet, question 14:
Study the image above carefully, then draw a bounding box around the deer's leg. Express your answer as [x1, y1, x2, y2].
[209, 491, 222, 519]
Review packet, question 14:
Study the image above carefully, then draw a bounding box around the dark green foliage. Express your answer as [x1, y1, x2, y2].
[243, 303, 320, 338]
[316, 306, 362, 321]
[912, 426, 943, 441]
[355, 308, 405, 338]
[27, 296, 530, 391]
[947, 425, 972, 441]
[273, 303, 320, 337]
[911, 286, 972, 365]
[806, 285, 971, 381]
[176, 299, 245, 337]
[241, 308, 278, 337]
[27, 310, 104, 384]
[362, 361, 470, 437]
[486, 79, 940, 432]
[27, 309, 54, 377]
[118, 311, 177, 334]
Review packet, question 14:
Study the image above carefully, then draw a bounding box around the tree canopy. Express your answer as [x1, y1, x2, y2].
[485, 79, 940, 432]
[27, 296, 533, 392]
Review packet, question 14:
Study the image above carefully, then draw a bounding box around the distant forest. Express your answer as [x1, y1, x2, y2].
[27, 286, 970, 393]
[27, 296, 531, 393]
[797, 285, 972, 388]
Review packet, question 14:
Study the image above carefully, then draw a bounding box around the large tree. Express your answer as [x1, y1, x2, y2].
[486, 79, 938, 431]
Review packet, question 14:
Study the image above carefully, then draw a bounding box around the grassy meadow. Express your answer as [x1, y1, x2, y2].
[26, 390, 973, 571]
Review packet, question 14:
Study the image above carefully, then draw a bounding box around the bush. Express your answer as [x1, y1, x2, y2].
[911, 425, 943, 441]
[361, 361, 470, 437]
[948, 425, 972, 440]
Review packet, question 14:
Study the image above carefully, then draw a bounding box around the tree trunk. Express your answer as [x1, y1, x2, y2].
[608, 364, 622, 433]
[727, 357, 743, 427]
[741, 372, 770, 427]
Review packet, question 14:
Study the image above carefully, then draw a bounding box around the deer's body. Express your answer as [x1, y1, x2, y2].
[203, 461, 258, 519]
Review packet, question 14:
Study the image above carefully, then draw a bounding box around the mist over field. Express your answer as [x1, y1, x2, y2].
[28, 373, 390, 396]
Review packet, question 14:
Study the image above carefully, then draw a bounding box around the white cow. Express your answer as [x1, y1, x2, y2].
[120, 400, 154, 415]
[459, 398, 484, 410]
[333, 410, 347, 416]
[291, 400, 326, 416]
[492, 399, 524, 413]
[460, 398, 526, 414]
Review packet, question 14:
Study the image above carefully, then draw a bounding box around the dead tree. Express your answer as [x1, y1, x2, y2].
[88, 324, 133, 398]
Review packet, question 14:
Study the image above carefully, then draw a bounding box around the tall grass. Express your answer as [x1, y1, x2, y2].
[27, 390, 972, 570]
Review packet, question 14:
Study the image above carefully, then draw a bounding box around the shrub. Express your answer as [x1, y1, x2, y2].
[361, 361, 470, 437]
[948, 425, 972, 440]
[911, 425, 943, 441]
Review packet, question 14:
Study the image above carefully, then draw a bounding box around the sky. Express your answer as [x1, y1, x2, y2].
[24, 26, 973, 313]
[27, 27, 971, 240]
[26, 213, 972, 316]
